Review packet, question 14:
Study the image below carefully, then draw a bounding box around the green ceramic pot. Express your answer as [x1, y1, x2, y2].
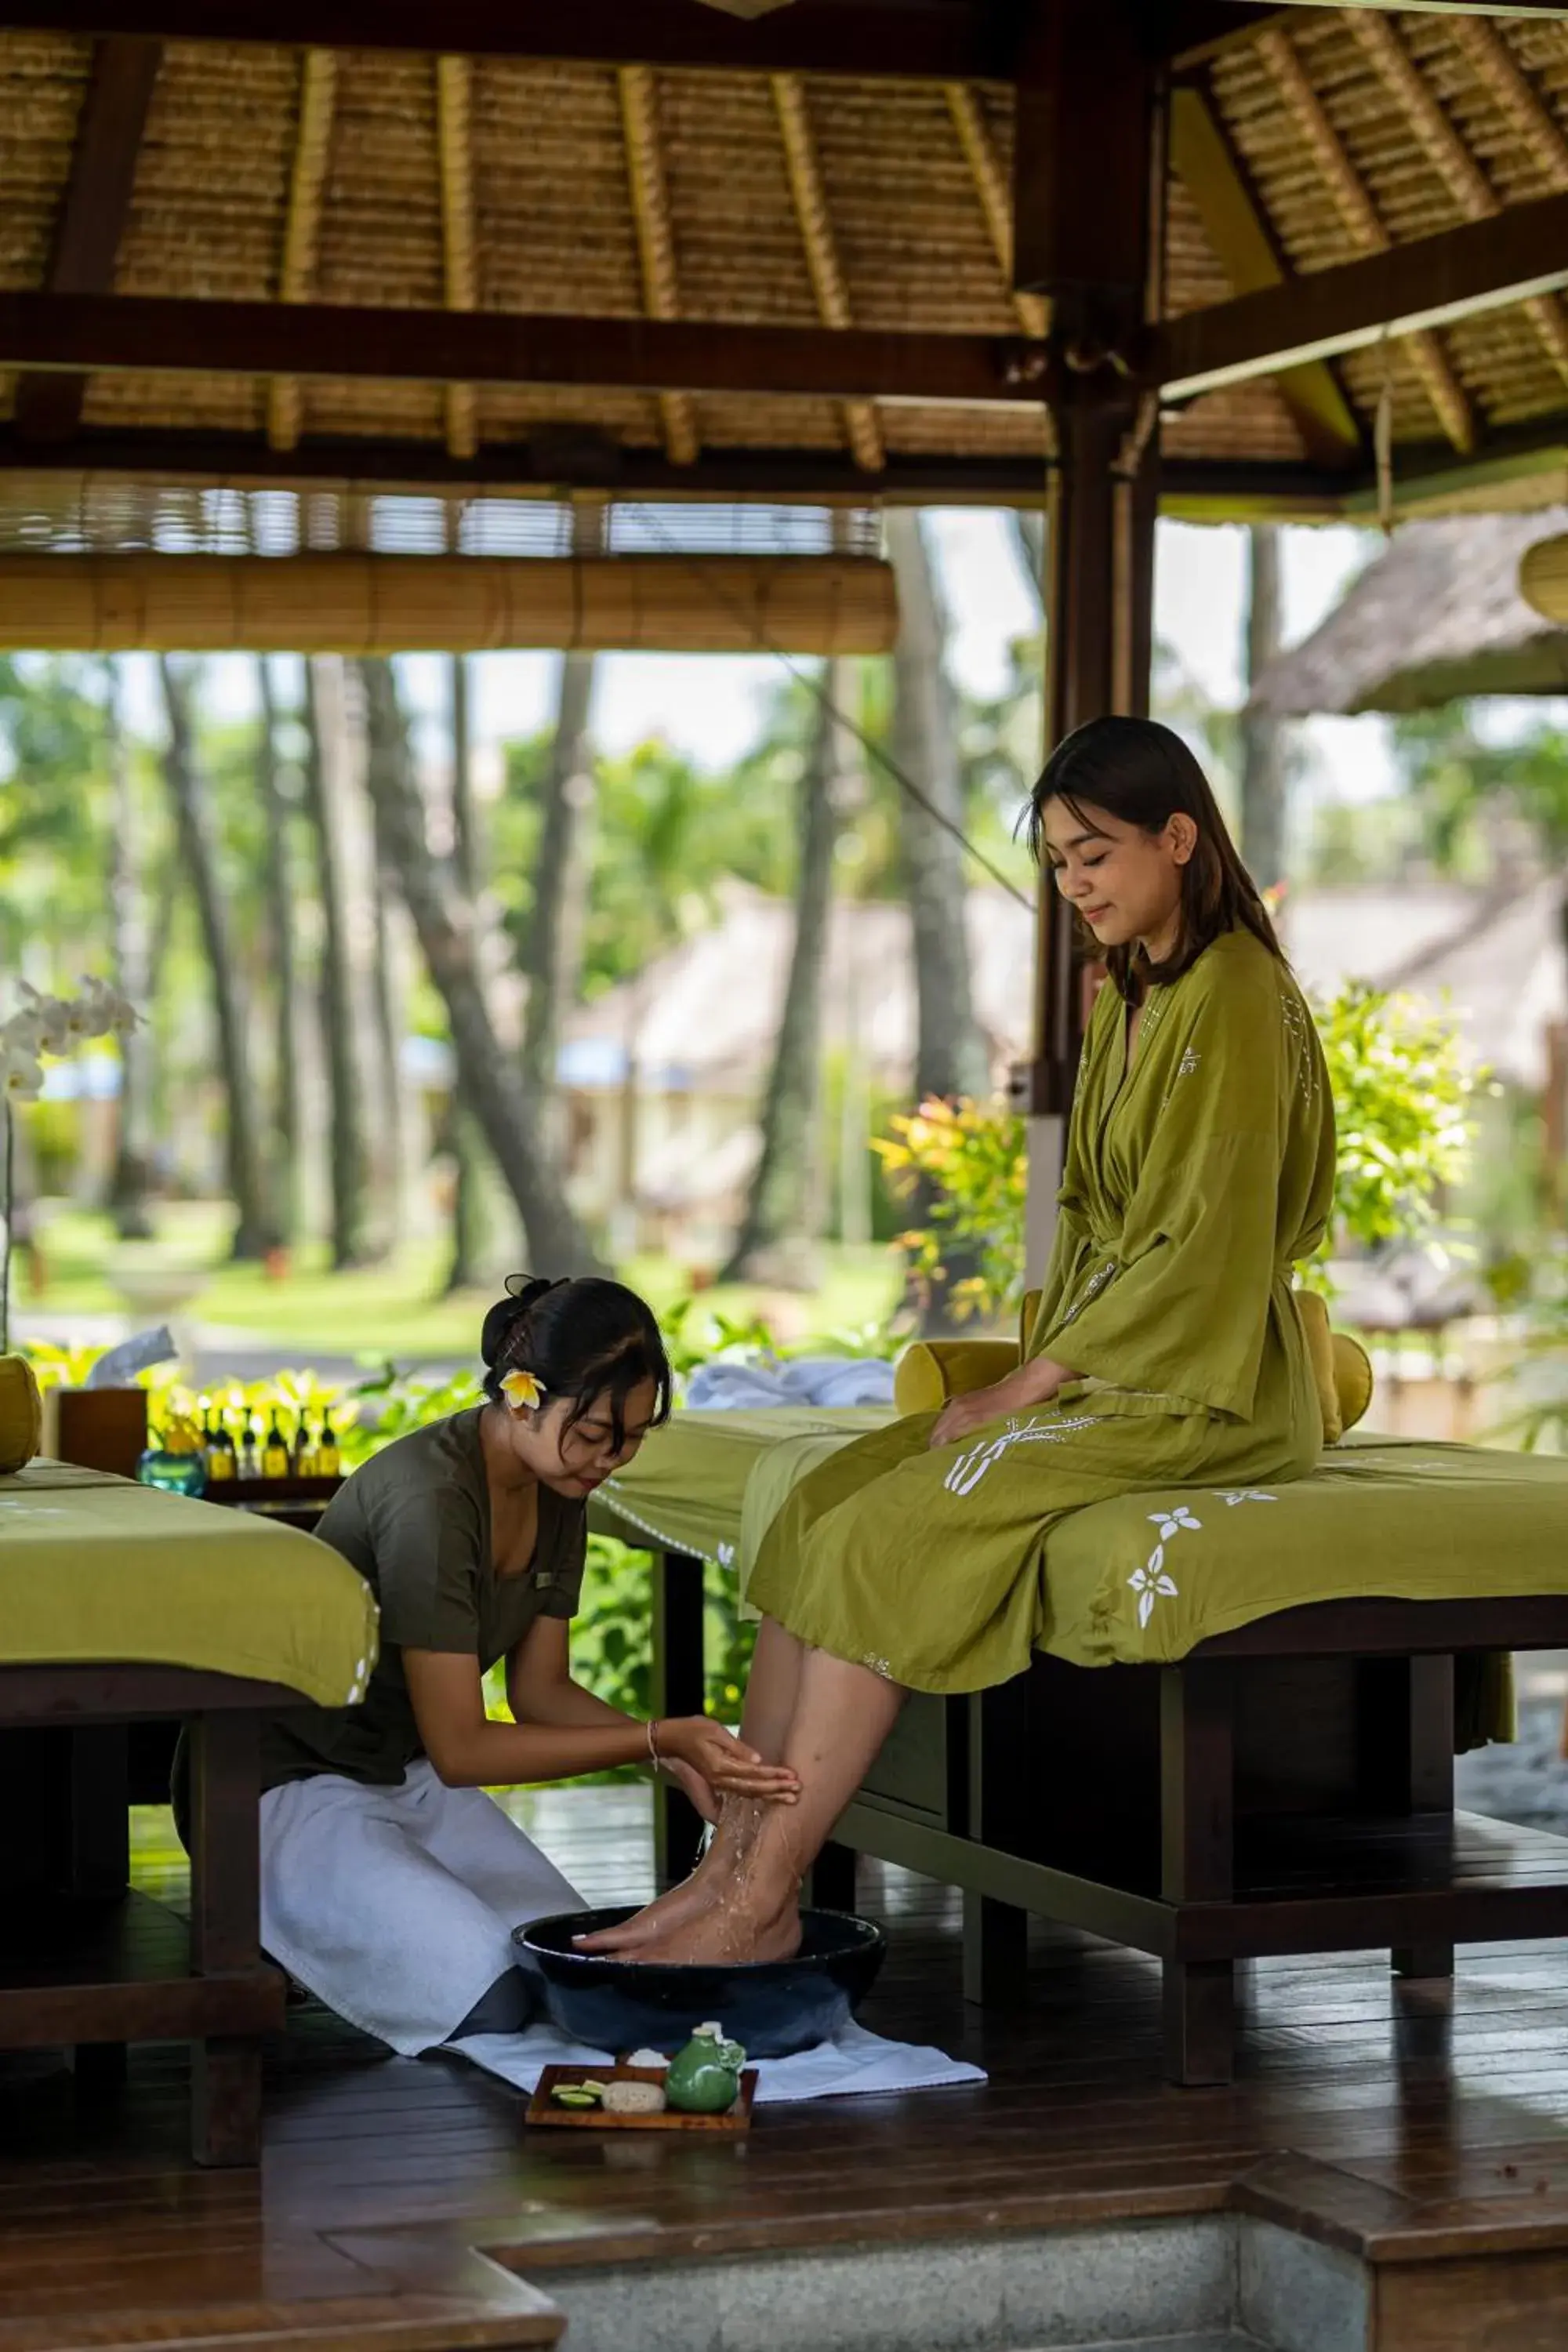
[664, 2022, 746, 2114]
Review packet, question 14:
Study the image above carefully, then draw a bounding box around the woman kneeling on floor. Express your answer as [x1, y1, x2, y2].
[252, 1276, 797, 2053]
[583, 713, 1337, 1970]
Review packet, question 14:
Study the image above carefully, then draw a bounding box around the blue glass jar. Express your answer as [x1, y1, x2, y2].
[136, 1447, 207, 1498]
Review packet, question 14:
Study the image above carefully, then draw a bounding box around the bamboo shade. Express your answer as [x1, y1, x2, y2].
[0, 552, 898, 654]
[1519, 533, 1568, 625]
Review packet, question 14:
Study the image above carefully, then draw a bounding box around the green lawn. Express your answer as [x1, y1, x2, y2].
[19, 1201, 904, 1364]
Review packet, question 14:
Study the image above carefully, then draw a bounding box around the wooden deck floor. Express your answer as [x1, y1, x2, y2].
[6, 1788, 1568, 2350]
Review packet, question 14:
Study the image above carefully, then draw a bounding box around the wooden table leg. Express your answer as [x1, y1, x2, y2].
[651, 1550, 706, 1888]
[1161, 1661, 1236, 2086]
[961, 1681, 1031, 2008]
[1389, 1653, 1457, 1991]
[188, 1711, 264, 2167]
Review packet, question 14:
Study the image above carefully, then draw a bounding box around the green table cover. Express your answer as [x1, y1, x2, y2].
[0, 1457, 378, 1708]
[596, 1408, 1568, 1671]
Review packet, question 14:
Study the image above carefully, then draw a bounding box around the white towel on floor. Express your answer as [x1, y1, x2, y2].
[452, 2016, 985, 2104]
[260, 1760, 584, 2056]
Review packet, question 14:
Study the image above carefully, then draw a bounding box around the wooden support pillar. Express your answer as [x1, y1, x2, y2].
[1013, 0, 1166, 1268]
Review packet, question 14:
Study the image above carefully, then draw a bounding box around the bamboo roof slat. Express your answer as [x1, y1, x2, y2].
[772, 72, 882, 474]
[619, 64, 700, 467]
[435, 53, 477, 461]
[268, 48, 336, 452]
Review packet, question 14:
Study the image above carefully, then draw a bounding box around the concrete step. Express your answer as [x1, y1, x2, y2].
[542, 2218, 1347, 2352]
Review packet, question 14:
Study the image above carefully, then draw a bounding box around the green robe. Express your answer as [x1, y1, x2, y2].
[746, 927, 1338, 1693]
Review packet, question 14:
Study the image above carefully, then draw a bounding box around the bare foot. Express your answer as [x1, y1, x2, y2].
[575, 1807, 759, 1953]
[626, 1896, 802, 1967]
[574, 1867, 721, 1955]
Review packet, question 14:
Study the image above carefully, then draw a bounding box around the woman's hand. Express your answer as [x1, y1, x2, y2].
[929, 1384, 1013, 1451]
[928, 1356, 1074, 1451]
[655, 1715, 800, 1806]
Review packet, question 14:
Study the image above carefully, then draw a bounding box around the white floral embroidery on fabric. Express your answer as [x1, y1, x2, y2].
[861, 1653, 894, 1679]
[1178, 1046, 1201, 1078]
[943, 1413, 1103, 1499]
[1149, 1504, 1201, 1542]
[717, 1541, 736, 1567]
[1128, 1558, 1179, 1629]
[1216, 1489, 1276, 1507]
[1062, 1259, 1116, 1328]
[1127, 1504, 1202, 1630]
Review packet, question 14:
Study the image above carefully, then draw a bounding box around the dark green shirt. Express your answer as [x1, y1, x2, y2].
[260, 1408, 588, 1792]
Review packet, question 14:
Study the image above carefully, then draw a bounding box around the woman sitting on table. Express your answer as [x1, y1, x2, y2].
[583, 713, 1337, 1969]
[254, 1276, 797, 2054]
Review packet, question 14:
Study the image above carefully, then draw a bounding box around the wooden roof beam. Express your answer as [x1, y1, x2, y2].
[1347, 10, 1568, 400]
[0, 290, 1055, 405]
[618, 67, 699, 469]
[1154, 186, 1568, 401]
[1167, 82, 1359, 465]
[13, 34, 161, 445]
[772, 74, 883, 474]
[268, 49, 336, 452]
[1255, 20, 1474, 454]
[19, 411, 1568, 519]
[0, 2, 1011, 79]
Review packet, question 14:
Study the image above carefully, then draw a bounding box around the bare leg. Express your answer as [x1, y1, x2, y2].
[739, 1617, 807, 1759]
[590, 1651, 904, 1963]
[573, 1617, 810, 1955]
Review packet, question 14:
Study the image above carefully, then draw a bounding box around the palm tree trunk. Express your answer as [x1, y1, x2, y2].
[157, 657, 272, 1261]
[1240, 524, 1287, 893]
[254, 655, 300, 1243]
[720, 676, 841, 1284]
[521, 506, 605, 1145]
[300, 657, 372, 1269]
[358, 655, 601, 1273]
[887, 510, 988, 1105]
[886, 511, 989, 1332]
[103, 659, 154, 1239]
[445, 650, 488, 1292]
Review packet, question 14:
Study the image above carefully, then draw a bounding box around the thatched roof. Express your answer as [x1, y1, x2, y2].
[1250, 510, 1568, 715]
[9, 9, 1568, 516]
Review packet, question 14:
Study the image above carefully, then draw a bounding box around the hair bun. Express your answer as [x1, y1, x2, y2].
[481, 1274, 563, 1370]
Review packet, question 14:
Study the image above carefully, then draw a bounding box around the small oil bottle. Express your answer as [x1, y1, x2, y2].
[262, 1410, 291, 1479]
[316, 1409, 341, 1479]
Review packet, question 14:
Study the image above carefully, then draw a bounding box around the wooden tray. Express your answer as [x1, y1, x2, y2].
[526, 2064, 757, 2132]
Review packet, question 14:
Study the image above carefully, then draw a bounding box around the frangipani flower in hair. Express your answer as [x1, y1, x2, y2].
[500, 1367, 545, 1414]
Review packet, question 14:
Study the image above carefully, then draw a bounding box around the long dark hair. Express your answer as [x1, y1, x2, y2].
[481, 1275, 673, 1451]
[1025, 714, 1282, 1000]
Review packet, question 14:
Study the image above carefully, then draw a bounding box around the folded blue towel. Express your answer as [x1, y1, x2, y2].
[684, 1356, 896, 1412]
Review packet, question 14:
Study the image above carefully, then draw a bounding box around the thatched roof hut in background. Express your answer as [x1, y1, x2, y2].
[1250, 510, 1568, 717]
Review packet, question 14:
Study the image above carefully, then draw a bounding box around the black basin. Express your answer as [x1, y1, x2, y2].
[514, 1907, 885, 2060]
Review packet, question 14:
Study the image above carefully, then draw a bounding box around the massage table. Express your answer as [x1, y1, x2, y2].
[0, 1448, 378, 2164]
[590, 1330, 1568, 2086]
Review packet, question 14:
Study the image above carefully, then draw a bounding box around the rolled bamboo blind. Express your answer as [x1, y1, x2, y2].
[0, 552, 898, 655]
[1520, 535, 1568, 626]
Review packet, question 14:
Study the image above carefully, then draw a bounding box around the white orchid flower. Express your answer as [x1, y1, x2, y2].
[76, 976, 139, 1039]
[17, 985, 75, 1054]
[0, 1010, 43, 1058]
[2, 1047, 44, 1102]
